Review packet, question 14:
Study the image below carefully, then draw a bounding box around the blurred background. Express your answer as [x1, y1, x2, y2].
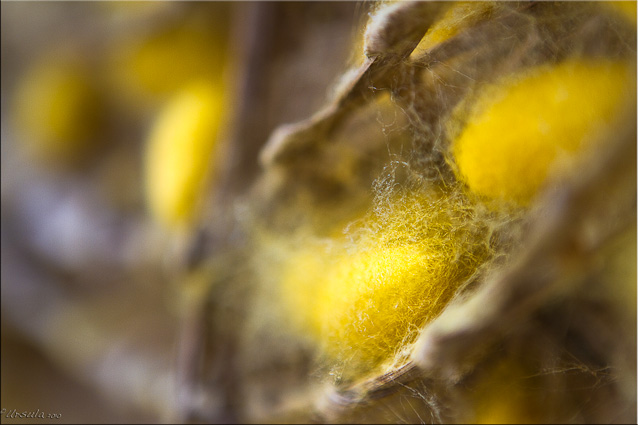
[1, 2, 369, 423]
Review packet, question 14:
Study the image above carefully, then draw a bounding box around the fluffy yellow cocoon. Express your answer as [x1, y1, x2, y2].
[451, 59, 635, 207]
[12, 58, 102, 165]
[144, 81, 223, 231]
[278, 192, 489, 378]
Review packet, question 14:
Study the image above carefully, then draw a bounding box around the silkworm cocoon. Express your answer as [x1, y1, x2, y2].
[107, 18, 227, 109]
[451, 59, 635, 207]
[12, 58, 102, 166]
[144, 81, 223, 231]
[278, 193, 489, 378]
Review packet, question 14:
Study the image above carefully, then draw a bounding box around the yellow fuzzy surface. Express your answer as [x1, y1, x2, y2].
[451, 59, 635, 207]
[276, 190, 490, 378]
[144, 81, 223, 231]
[12, 58, 102, 165]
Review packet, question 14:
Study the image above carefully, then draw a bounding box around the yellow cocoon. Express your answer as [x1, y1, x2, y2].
[451, 59, 635, 207]
[12, 58, 102, 166]
[107, 17, 227, 109]
[144, 81, 223, 231]
[278, 192, 489, 378]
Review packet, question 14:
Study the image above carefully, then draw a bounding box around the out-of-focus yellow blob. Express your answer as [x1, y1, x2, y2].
[451, 59, 635, 207]
[12, 58, 102, 166]
[278, 192, 489, 378]
[107, 16, 228, 110]
[410, 1, 495, 57]
[144, 81, 223, 231]
[605, 1, 637, 25]
[470, 359, 537, 424]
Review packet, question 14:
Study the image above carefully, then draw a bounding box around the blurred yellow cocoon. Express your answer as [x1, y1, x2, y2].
[144, 81, 224, 231]
[107, 18, 227, 110]
[12, 57, 103, 166]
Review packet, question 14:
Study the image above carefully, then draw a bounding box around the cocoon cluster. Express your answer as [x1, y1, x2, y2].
[450, 59, 635, 207]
